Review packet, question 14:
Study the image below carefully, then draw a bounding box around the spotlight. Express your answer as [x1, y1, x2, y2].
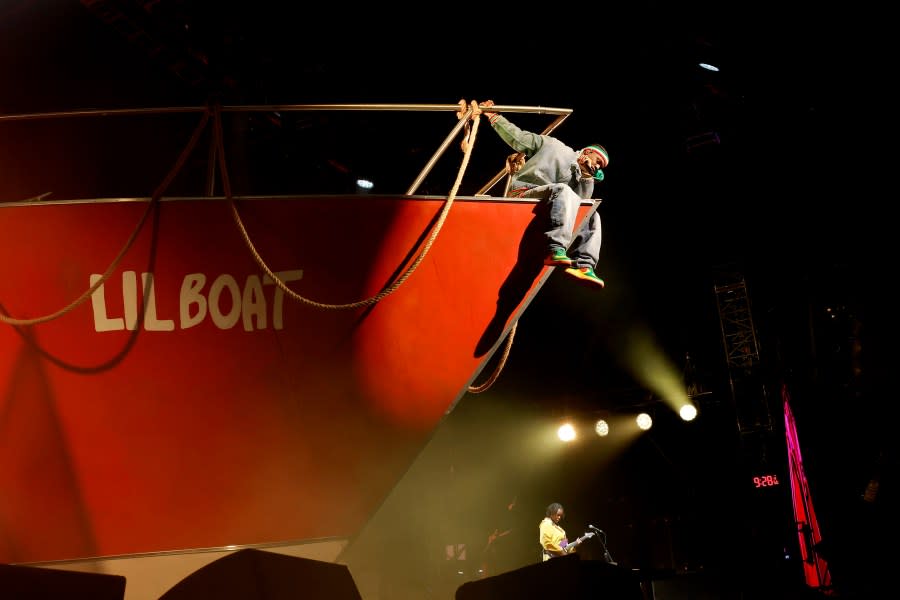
[679, 405, 698, 421]
[594, 419, 609, 437]
[636, 413, 653, 431]
[557, 423, 576, 442]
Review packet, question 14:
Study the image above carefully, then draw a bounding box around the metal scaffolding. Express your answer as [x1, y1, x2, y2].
[714, 275, 772, 435]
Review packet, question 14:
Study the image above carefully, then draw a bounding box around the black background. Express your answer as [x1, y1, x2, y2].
[2, 1, 895, 597]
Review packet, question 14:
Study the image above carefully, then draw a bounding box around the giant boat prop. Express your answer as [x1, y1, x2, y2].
[0, 102, 598, 593]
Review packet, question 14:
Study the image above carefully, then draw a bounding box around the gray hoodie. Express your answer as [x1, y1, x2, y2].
[489, 114, 595, 200]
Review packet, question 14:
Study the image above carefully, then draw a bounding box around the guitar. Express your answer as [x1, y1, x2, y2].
[563, 531, 595, 554]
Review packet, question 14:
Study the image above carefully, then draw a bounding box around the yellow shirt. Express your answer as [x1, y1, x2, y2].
[539, 517, 569, 561]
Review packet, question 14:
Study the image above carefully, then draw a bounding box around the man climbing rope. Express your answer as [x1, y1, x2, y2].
[481, 100, 609, 289]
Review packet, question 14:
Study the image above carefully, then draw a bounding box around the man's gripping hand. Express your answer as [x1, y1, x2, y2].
[481, 100, 500, 124]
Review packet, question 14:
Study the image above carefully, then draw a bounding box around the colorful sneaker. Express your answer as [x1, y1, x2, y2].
[564, 267, 605, 289]
[543, 247, 573, 267]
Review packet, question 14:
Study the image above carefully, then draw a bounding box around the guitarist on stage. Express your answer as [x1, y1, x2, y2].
[539, 502, 594, 561]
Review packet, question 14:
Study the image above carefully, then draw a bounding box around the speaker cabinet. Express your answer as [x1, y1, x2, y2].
[456, 555, 642, 600]
[159, 548, 362, 600]
[0, 563, 126, 600]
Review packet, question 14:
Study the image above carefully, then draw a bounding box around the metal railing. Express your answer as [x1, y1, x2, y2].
[0, 102, 572, 200]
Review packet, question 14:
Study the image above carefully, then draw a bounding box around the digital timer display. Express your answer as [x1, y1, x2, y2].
[752, 474, 780, 488]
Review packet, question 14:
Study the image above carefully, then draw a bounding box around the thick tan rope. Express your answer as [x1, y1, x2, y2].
[503, 152, 525, 197]
[218, 101, 483, 310]
[0, 109, 212, 327]
[468, 321, 517, 393]
[0, 102, 520, 391]
[463, 101, 522, 393]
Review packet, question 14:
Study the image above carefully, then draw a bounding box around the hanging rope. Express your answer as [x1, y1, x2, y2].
[0, 109, 212, 327]
[1, 100, 521, 392]
[467, 321, 517, 393]
[464, 100, 520, 393]
[218, 100, 483, 310]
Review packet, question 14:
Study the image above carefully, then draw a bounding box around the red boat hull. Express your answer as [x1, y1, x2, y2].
[0, 194, 595, 563]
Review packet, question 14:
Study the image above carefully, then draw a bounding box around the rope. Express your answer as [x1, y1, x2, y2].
[1, 100, 520, 391]
[467, 321, 517, 393]
[218, 100, 483, 310]
[216, 99, 520, 389]
[464, 104, 521, 394]
[0, 109, 212, 327]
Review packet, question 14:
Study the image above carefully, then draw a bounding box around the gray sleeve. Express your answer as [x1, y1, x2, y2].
[490, 115, 544, 157]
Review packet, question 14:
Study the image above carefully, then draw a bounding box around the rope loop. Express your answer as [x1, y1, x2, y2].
[468, 321, 517, 393]
[0, 101, 520, 391]
[222, 101, 483, 311]
[0, 108, 212, 327]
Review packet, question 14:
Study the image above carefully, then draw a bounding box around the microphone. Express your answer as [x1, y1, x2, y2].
[588, 525, 603, 534]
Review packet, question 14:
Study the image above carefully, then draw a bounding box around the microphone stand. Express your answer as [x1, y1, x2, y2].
[597, 531, 616, 566]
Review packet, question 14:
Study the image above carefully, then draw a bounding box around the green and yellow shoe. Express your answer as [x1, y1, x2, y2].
[564, 267, 605, 289]
[543, 247, 573, 267]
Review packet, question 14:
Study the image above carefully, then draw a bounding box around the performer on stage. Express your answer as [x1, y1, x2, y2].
[539, 502, 594, 561]
[482, 100, 610, 290]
